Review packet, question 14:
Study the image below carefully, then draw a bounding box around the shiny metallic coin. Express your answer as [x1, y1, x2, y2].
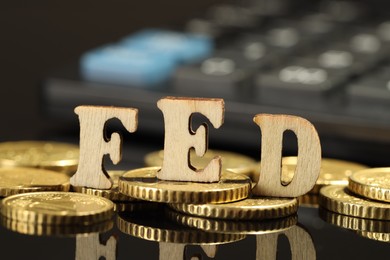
[0, 167, 70, 197]
[1, 217, 113, 237]
[348, 167, 390, 203]
[0, 141, 79, 175]
[1, 192, 114, 225]
[169, 197, 298, 220]
[319, 186, 390, 220]
[118, 167, 251, 204]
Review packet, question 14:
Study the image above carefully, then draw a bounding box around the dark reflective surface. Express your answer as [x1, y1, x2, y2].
[1, 205, 390, 259]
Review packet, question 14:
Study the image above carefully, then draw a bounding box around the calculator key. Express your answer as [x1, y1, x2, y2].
[347, 77, 390, 110]
[267, 27, 300, 48]
[80, 45, 176, 87]
[256, 63, 348, 108]
[350, 33, 382, 54]
[299, 39, 388, 74]
[319, 1, 367, 23]
[377, 21, 390, 42]
[318, 50, 354, 69]
[239, 0, 291, 16]
[228, 36, 282, 68]
[172, 50, 255, 98]
[185, 18, 225, 39]
[207, 4, 261, 29]
[121, 29, 213, 64]
[234, 34, 285, 61]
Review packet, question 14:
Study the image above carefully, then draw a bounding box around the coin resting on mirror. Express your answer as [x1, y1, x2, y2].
[70, 96, 321, 198]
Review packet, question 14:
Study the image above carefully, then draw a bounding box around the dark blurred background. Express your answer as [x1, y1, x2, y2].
[1, 0, 390, 163]
[0, 0, 223, 140]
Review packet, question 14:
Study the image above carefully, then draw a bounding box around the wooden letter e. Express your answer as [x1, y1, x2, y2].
[157, 97, 224, 182]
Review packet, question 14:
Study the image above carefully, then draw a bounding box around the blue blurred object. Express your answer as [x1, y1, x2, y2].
[80, 45, 176, 87]
[121, 29, 213, 64]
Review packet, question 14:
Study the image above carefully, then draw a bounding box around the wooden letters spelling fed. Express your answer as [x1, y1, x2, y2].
[70, 96, 321, 198]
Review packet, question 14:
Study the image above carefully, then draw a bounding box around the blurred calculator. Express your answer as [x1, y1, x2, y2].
[43, 0, 390, 165]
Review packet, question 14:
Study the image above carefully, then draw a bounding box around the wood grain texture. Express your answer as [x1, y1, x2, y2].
[75, 233, 116, 260]
[70, 106, 138, 189]
[253, 114, 321, 197]
[157, 97, 224, 182]
[200, 245, 217, 258]
[159, 243, 217, 259]
[159, 243, 185, 260]
[256, 225, 316, 260]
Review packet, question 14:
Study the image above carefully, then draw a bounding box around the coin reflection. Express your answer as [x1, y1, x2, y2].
[75, 233, 117, 260]
[167, 208, 297, 235]
[356, 231, 390, 243]
[319, 207, 390, 233]
[256, 224, 316, 260]
[117, 204, 245, 245]
[159, 243, 218, 260]
[319, 207, 390, 243]
[0, 216, 113, 237]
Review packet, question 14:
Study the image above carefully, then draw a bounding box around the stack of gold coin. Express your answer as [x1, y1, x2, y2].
[0, 167, 70, 196]
[118, 166, 251, 204]
[1, 192, 114, 236]
[348, 168, 390, 203]
[318, 167, 390, 242]
[319, 168, 390, 219]
[0, 141, 79, 175]
[279, 157, 368, 206]
[140, 152, 302, 223]
[319, 185, 390, 220]
[72, 170, 137, 212]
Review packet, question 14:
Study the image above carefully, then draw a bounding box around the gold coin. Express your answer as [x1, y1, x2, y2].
[348, 168, 390, 203]
[0, 167, 70, 196]
[169, 197, 298, 220]
[167, 208, 297, 235]
[319, 186, 390, 220]
[73, 171, 135, 202]
[356, 231, 390, 243]
[319, 207, 390, 232]
[118, 167, 251, 204]
[117, 207, 246, 245]
[1, 192, 114, 224]
[144, 149, 257, 179]
[278, 157, 368, 194]
[0, 141, 79, 174]
[1, 217, 113, 237]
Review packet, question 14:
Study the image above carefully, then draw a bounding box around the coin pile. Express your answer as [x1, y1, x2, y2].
[0, 140, 387, 244]
[124, 149, 300, 236]
[319, 167, 390, 242]
[0, 141, 114, 236]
